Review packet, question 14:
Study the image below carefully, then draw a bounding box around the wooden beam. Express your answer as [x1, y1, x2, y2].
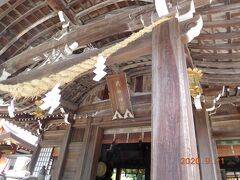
[0, 1, 22, 20]
[212, 120, 240, 139]
[151, 18, 200, 180]
[198, 2, 240, 14]
[213, 131, 240, 140]
[211, 114, 240, 122]
[52, 124, 72, 180]
[201, 79, 240, 86]
[192, 52, 240, 60]
[1, 33, 152, 84]
[1, 5, 154, 74]
[30, 138, 41, 174]
[74, 0, 151, 24]
[195, 60, 240, 69]
[189, 42, 240, 50]
[60, 99, 78, 112]
[194, 0, 211, 8]
[11, 22, 62, 58]
[0, 1, 47, 36]
[74, 120, 91, 180]
[193, 105, 222, 180]
[0, 0, 9, 7]
[203, 87, 223, 96]
[204, 18, 240, 28]
[196, 31, 240, 40]
[200, 67, 240, 75]
[46, 0, 75, 24]
[0, 12, 57, 56]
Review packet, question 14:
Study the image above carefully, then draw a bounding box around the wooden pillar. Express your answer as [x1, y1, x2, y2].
[79, 126, 103, 180]
[29, 139, 41, 174]
[151, 18, 200, 180]
[52, 124, 72, 180]
[194, 104, 222, 180]
[116, 168, 121, 180]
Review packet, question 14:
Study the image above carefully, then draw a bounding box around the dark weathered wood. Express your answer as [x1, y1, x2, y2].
[0, 1, 22, 20]
[74, 0, 139, 23]
[2, 33, 152, 85]
[195, 61, 240, 69]
[151, 18, 200, 180]
[201, 78, 240, 85]
[52, 124, 72, 180]
[79, 126, 103, 180]
[193, 105, 222, 180]
[194, 0, 211, 8]
[30, 139, 41, 174]
[74, 121, 91, 180]
[116, 168, 121, 180]
[213, 131, 240, 140]
[204, 19, 240, 28]
[192, 52, 240, 60]
[211, 114, 240, 122]
[1, 5, 154, 74]
[46, 0, 75, 23]
[189, 42, 240, 50]
[198, 2, 240, 14]
[106, 73, 133, 114]
[200, 67, 240, 75]
[60, 99, 78, 112]
[0, 1, 47, 37]
[0, 12, 57, 57]
[196, 31, 240, 40]
[217, 96, 240, 105]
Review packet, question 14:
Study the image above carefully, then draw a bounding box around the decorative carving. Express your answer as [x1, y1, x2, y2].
[180, 14, 203, 43]
[188, 68, 203, 97]
[32, 107, 45, 119]
[123, 109, 134, 119]
[112, 111, 123, 120]
[187, 68, 203, 109]
[176, 0, 195, 22]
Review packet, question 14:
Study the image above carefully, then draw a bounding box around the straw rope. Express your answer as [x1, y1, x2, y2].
[0, 16, 172, 98]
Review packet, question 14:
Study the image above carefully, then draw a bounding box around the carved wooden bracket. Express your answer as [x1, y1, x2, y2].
[154, 0, 203, 43]
[180, 14, 203, 44]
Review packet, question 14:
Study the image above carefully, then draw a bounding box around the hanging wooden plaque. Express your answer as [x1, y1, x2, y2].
[106, 73, 133, 116]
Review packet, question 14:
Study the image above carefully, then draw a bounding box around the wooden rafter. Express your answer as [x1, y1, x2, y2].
[11, 22, 62, 58]
[1, 33, 151, 84]
[74, 0, 151, 24]
[0, 5, 154, 74]
[198, 2, 240, 14]
[0, 1, 47, 36]
[0, 0, 22, 20]
[0, 12, 57, 57]
[46, 0, 75, 24]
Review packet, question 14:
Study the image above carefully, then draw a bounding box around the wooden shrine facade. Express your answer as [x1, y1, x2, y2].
[0, 0, 240, 180]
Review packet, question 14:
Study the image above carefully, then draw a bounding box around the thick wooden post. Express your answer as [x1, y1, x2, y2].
[52, 124, 72, 180]
[151, 18, 200, 180]
[79, 126, 103, 180]
[194, 105, 222, 180]
[29, 141, 41, 174]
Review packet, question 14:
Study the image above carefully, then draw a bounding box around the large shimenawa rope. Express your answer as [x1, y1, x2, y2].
[0, 16, 172, 98]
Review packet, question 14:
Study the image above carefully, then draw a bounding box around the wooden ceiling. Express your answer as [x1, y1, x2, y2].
[0, 0, 240, 137]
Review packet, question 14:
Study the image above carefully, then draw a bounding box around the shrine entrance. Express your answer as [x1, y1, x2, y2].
[96, 143, 151, 180]
[95, 127, 151, 180]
